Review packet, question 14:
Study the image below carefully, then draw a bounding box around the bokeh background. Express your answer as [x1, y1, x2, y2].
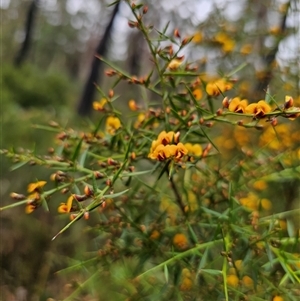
[1, 0, 299, 300]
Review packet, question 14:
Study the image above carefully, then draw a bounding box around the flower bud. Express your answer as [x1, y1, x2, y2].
[174, 29, 180, 38]
[94, 171, 104, 179]
[128, 20, 137, 28]
[142, 5, 148, 14]
[10, 192, 26, 200]
[216, 108, 223, 116]
[84, 211, 90, 220]
[128, 166, 135, 172]
[105, 69, 117, 77]
[205, 121, 214, 128]
[222, 97, 230, 108]
[84, 185, 94, 197]
[174, 131, 181, 143]
[107, 158, 119, 166]
[284, 96, 293, 109]
[73, 194, 88, 202]
[108, 89, 114, 98]
[271, 118, 278, 127]
[49, 120, 59, 127]
[61, 188, 69, 194]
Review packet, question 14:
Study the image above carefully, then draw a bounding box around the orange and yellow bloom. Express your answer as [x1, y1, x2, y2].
[245, 100, 271, 118]
[148, 131, 188, 161]
[93, 98, 107, 111]
[206, 78, 233, 96]
[27, 181, 47, 193]
[228, 97, 248, 113]
[58, 195, 74, 213]
[106, 116, 121, 135]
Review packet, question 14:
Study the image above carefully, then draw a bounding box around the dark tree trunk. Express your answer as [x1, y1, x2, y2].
[14, 0, 39, 67]
[253, 2, 289, 100]
[77, 2, 120, 116]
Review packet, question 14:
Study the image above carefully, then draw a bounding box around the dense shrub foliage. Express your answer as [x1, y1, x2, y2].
[1, 1, 299, 300]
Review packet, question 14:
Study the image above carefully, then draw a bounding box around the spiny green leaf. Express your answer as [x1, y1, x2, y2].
[10, 160, 28, 171]
[71, 138, 83, 163]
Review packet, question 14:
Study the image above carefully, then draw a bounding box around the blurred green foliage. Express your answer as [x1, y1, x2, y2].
[3, 63, 74, 109]
[1, 0, 300, 300]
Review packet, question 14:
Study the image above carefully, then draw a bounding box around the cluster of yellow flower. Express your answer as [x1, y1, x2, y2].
[148, 131, 187, 161]
[225, 95, 300, 119]
[206, 78, 233, 96]
[226, 97, 271, 117]
[148, 131, 203, 162]
[10, 180, 47, 214]
[214, 32, 235, 53]
[239, 192, 272, 211]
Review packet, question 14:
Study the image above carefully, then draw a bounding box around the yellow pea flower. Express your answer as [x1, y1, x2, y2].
[245, 100, 271, 118]
[106, 116, 121, 135]
[228, 97, 248, 113]
[27, 181, 47, 193]
[58, 195, 74, 213]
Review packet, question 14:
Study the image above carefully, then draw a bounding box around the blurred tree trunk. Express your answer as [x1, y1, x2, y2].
[253, 1, 290, 100]
[77, 2, 120, 116]
[14, 0, 39, 67]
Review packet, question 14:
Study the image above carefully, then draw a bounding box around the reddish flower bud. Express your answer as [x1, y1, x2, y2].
[222, 97, 230, 108]
[84, 185, 94, 197]
[284, 96, 293, 109]
[94, 171, 104, 179]
[73, 194, 88, 202]
[128, 21, 137, 28]
[105, 69, 117, 77]
[61, 188, 69, 194]
[10, 192, 26, 200]
[56, 132, 68, 141]
[174, 29, 180, 38]
[271, 118, 278, 127]
[108, 89, 114, 98]
[107, 158, 119, 166]
[216, 108, 223, 116]
[84, 211, 90, 220]
[142, 5, 148, 14]
[205, 121, 214, 128]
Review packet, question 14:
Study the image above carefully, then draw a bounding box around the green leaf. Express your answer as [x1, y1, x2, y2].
[107, 0, 120, 7]
[164, 264, 169, 283]
[261, 166, 300, 181]
[103, 188, 130, 199]
[31, 124, 61, 132]
[10, 160, 28, 171]
[201, 269, 222, 276]
[41, 196, 49, 212]
[200, 127, 220, 153]
[121, 168, 155, 178]
[265, 86, 272, 103]
[52, 210, 85, 240]
[71, 138, 83, 163]
[226, 62, 248, 77]
[78, 148, 88, 167]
